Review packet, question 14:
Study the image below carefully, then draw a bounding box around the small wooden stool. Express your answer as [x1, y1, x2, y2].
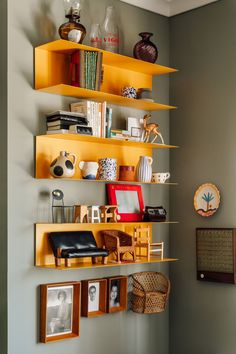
[88, 206, 101, 223]
[134, 227, 164, 261]
[99, 205, 120, 223]
[74, 205, 88, 223]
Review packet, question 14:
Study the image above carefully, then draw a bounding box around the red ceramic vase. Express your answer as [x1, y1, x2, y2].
[133, 32, 158, 63]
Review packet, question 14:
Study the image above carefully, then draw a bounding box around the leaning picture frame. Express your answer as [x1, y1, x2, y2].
[81, 279, 107, 317]
[106, 276, 128, 314]
[106, 184, 144, 222]
[40, 281, 80, 343]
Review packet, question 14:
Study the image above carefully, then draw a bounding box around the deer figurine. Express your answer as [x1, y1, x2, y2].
[143, 114, 165, 144]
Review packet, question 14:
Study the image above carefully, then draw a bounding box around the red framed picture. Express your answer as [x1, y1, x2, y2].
[106, 184, 144, 222]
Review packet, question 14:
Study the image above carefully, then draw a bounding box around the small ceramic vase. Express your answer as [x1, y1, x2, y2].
[133, 32, 158, 63]
[98, 158, 117, 181]
[136, 156, 153, 182]
[79, 161, 99, 179]
[50, 151, 77, 178]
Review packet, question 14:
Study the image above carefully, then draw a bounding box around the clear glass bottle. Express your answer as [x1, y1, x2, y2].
[102, 6, 119, 53]
[90, 23, 102, 49]
[59, 0, 86, 44]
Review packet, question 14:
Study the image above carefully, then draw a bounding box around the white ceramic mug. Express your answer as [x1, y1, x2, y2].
[79, 161, 99, 180]
[152, 172, 170, 183]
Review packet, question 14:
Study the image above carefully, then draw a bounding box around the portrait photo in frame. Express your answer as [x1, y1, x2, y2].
[40, 282, 80, 343]
[81, 279, 107, 317]
[106, 276, 128, 314]
[106, 184, 144, 222]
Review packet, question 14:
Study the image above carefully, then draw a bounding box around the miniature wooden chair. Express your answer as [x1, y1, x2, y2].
[74, 205, 88, 223]
[99, 205, 120, 223]
[134, 227, 164, 261]
[88, 206, 101, 223]
[101, 230, 136, 263]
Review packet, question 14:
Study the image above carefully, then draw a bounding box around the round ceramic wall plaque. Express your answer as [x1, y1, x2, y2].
[194, 183, 220, 217]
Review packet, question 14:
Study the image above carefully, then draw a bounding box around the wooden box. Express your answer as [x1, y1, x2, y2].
[196, 228, 236, 284]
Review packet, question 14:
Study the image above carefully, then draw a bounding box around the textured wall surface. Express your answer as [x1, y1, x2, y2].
[6, 1, 171, 353]
[170, 1, 236, 353]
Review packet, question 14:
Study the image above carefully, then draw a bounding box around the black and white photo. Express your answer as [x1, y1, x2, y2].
[88, 282, 100, 312]
[109, 279, 120, 308]
[46, 285, 73, 337]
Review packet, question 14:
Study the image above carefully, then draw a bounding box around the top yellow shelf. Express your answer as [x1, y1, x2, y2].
[35, 40, 177, 76]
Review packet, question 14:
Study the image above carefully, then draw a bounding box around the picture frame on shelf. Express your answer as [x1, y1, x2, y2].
[81, 279, 107, 317]
[40, 282, 80, 343]
[107, 184, 144, 222]
[127, 117, 144, 142]
[106, 276, 128, 313]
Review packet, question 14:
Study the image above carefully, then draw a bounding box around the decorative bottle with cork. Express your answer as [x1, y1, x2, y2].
[102, 5, 119, 53]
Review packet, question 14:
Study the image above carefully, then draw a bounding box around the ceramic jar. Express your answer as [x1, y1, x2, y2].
[50, 151, 77, 178]
[79, 161, 99, 179]
[136, 156, 153, 182]
[119, 165, 135, 181]
[98, 158, 117, 181]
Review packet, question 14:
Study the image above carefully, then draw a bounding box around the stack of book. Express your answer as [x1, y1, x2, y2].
[70, 50, 103, 91]
[71, 101, 112, 138]
[46, 111, 89, 135]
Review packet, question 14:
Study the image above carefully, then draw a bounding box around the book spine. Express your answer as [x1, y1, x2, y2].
[80, 50, 85, 88]
[106, 107, 112, 138]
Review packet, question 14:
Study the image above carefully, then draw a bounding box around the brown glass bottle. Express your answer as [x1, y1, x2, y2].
[59, 15, 86, 44]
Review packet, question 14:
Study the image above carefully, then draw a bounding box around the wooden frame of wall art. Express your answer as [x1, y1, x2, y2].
[40, 281, 81, 343]
[106, 276, 128, 314]
[81, 279, 107, 317]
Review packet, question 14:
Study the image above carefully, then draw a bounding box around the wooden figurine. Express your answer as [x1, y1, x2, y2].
[99, 205, 120, 223]
[143, 114, 165, 144]
[74, 205, 89, 223]
[134, 226, 164, 261]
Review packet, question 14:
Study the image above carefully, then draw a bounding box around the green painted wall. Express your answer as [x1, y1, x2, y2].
[169, 1, 236, 353]
[0, 0, 7, 353]
[6, 1, 171, 354]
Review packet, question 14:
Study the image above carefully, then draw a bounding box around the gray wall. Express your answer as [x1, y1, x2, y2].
[169, 1, 236, 353]
[7, 1, 171, 354]
[0, 0, 8, 352]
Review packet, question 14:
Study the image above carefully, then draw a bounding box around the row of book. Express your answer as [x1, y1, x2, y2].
[46, 100, 112, 139]
[70, 50, 103, 91]
[70, 101, 112, 138]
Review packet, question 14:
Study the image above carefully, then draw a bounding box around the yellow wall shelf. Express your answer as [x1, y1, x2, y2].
[35, 222, 178, 269]
[35, 40, 177, 110]
[35, 134, 178, 179]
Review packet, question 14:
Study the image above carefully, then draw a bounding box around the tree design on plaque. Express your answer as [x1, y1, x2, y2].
[194, 183, 220, 217]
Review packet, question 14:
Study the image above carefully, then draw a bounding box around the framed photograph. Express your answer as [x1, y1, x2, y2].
[127, 117, 144, 141]
[106, 276, 128, 313]
[107, 184, 144, 222]
[81, 279, 107, 317]
[40, 282, 80, 343]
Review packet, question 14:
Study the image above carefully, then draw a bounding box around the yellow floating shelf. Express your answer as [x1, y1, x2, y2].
[35, 222, 178, 269]
[37, 134, 179, 149]
[37, 85, 176, 111]
[35, 40, 177, 110]
[35, 134, 178, 179]
[36, 258, 178, 271]
[35, 40, 178, 76]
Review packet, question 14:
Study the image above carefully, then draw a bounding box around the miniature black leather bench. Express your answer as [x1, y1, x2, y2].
[48, 231, 109, 267]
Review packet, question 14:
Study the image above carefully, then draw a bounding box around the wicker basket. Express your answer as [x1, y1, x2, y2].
[131, 271, 170, 314]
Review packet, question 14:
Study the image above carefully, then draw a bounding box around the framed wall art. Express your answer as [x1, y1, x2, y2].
[107, 184, 144, 221]
[194, 183, 220, 217]
[81, 279, 107, 317]
[106, 276, 128, 313]
[40, 282, 80, 343]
